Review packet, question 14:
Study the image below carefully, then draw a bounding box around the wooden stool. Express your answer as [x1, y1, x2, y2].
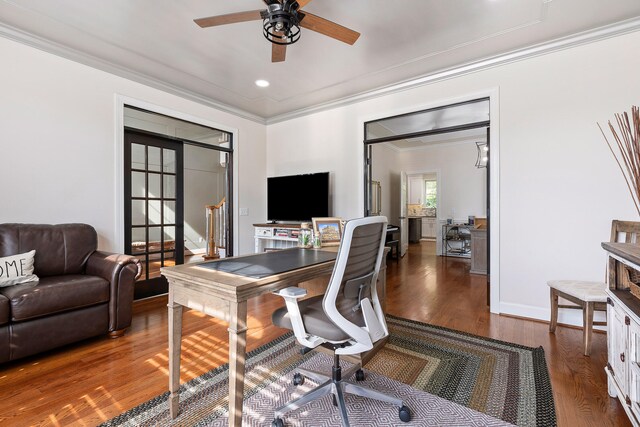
[548, 280, 607, 356]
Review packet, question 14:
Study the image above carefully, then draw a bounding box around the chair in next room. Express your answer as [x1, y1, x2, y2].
[270, 216, 411, 427]
[548, 220, 640, 356]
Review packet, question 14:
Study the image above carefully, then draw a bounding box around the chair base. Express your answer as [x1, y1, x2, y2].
[273, 360, 410, 427]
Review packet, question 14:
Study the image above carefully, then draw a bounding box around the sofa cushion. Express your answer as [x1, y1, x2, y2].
[0, 294, 9, 325]
[0, 250, 38, 287]
[0, 275, 109, 322]
[0, 224, 97, 277]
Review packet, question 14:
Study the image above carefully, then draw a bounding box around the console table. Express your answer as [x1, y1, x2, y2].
[254, 223, 301, 253]
[442, 224, 472, 258]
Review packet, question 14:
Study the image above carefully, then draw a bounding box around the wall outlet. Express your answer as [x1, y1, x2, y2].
[239, 208, 249, 216]
[198, 237, 204, 243]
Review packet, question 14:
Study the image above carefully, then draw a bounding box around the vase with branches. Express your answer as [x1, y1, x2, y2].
[599, 106, 640, 216]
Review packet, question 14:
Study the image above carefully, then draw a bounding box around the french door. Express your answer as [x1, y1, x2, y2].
[124, 130, 184, 299]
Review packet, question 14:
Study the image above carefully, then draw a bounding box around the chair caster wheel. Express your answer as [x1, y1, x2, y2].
[292, 372, 305, 386]
[399, 405, 412, 422]
[272, 417, 285, 427]
[355, 368, 365, 381]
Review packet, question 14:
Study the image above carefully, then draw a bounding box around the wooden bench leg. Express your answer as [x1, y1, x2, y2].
[549, 289, 558, 333]
[583, 302, 594, 356]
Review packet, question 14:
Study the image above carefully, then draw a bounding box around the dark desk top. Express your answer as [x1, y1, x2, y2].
[199, 248, 337, 279]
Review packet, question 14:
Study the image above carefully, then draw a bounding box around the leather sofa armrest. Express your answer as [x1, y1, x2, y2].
[86, 251, 141, 332]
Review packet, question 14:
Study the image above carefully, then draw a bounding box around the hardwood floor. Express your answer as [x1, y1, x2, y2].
[0, 241, 629, 426]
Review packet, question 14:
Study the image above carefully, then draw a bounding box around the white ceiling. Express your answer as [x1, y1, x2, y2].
[2, 0, 640, 122]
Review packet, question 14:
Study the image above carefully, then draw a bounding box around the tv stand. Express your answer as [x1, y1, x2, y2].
[254, 223, 302, 253]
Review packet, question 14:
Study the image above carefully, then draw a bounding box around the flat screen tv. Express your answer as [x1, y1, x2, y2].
[267, 172, 330, 222]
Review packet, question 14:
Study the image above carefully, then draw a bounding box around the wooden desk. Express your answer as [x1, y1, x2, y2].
[161, 248, 388, 426]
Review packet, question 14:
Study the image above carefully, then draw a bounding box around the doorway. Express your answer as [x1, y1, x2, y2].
[124, 130, 184, 299]
[122, 106, 233, 299]
[363, 97, 493, 307]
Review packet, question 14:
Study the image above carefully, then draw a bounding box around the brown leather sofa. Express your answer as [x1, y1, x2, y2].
[0, 223, 141, 363]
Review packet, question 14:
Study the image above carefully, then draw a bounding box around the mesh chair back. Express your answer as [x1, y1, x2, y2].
[323, 216, 387, 343]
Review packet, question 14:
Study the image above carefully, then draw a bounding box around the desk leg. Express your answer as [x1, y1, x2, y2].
[228, 301, 248, 427]
[168, 297, 183, 419]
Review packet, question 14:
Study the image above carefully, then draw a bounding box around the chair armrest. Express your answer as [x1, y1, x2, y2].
[273, 286, 307, 299]
[86, 251, 141, 332]
[272, 287, 324, 349]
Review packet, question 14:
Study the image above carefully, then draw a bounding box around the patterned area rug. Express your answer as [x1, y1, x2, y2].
[102, 315, 556, 427]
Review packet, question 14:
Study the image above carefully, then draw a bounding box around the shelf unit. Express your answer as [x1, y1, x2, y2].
[442, 224, 472, 258]
[254, 223, 301, 253]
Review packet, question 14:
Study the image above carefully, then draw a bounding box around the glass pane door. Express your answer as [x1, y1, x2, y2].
[124, 130, 184, 299]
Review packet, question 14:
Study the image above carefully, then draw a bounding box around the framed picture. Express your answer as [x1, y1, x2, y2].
[312, 217, 343, 246]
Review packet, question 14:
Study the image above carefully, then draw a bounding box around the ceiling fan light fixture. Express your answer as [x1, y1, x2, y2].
[261, 1, 303, 45]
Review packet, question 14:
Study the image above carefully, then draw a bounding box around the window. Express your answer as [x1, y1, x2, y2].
[424, 180, 437, 208]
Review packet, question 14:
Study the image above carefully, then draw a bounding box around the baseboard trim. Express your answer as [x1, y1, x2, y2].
[499, 301, 607, 331]
[498, 312, 606, 334]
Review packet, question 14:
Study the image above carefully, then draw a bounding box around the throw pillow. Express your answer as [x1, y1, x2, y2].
[0, 250, 38, 287]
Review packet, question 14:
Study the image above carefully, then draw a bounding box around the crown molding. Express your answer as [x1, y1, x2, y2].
[0, 23, 267, 125]
[266, 17, 640, 124]
[1, 17, 639, 126]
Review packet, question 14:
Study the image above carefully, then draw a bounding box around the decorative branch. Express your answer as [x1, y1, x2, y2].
[600, 106, 640, 216]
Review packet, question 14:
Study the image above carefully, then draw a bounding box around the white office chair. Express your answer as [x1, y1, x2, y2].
[271, 216, 411, 427]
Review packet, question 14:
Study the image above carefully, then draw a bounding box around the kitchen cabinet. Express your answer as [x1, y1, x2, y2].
[470, 228, 487, 274]
[408, 218, 421, 243]
[421, 218, 436, 238]
[408, 176, 423, 205]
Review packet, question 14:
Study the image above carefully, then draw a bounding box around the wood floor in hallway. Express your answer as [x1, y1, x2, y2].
[0, 241, 629, 426]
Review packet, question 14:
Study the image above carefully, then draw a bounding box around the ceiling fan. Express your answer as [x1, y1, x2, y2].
[194, 0, 360, 63]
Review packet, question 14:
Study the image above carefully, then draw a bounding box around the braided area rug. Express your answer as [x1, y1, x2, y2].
[102, 315, 555, 427]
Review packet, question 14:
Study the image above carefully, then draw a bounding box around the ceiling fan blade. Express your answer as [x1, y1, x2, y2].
[272, 30, 287, 62]
[297, 0, 313, 7]
[194, 10, 263, 28]
[300, 12, 360, 45]
[272, 43, 287, 62]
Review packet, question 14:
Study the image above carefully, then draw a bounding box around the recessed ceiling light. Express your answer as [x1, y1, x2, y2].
[255, 79, 270, 88]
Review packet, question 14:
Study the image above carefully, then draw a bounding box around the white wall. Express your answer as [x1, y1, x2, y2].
[397, 142, 486, 222]
[183, 146, 226, 252]
[372, 141, 486, 226]
[0, 37, 266, 255]
[267, 30, 640, 325]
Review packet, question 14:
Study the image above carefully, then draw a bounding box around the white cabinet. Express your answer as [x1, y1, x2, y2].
[605, 243, 640, 426]
[408, 176, 423, 205]
[608, 299, 628, 398]
[606, 293, 640, 426]
[630, 321, 640, 416]
[421, 218, 436, 238]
